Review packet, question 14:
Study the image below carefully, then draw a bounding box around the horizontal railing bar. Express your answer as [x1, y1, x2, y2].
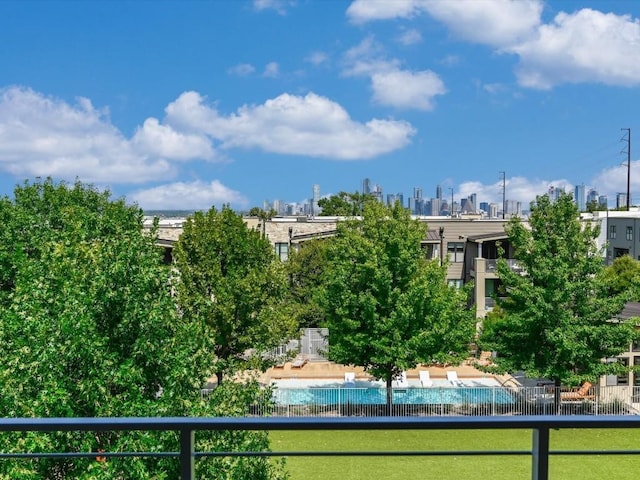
[198, 450, 532, 457]
[0, 415, 639, 432]
[3, 448, 640, 460]
[550, 450, 640, 456]
[0, 452, 177, 459]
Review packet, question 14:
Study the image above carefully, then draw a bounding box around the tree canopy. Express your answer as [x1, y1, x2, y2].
[173, 206, 297, 384]
[600, 254, 640, 299]
[479, 193, 639, 392]
[0, 179, 286, 479]
[322, 201, 475, 409]
[285, 238, 332, 329]
[317, 191, 379, 216]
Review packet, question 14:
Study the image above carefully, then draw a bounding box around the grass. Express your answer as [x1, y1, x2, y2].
[270, 428, 640, 479]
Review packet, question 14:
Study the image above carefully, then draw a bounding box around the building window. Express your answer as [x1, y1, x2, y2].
[447, 279, 463, 289]
[447, 242, 464, 263]
[627, 226, 633, 241]
[274, 242, 289, 261]
[609, 225, 616, 239]
[617, 358, 629, 386]
[614, 248, 629, 258]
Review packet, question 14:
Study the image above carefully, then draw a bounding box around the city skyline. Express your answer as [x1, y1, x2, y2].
[1, 1, 640, 210]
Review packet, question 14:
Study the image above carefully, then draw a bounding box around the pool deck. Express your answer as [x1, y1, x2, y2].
[259, 359, 513, 387]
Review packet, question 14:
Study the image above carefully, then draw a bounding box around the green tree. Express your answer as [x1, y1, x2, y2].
[479, 193, 639, 410]
[600, 255, 640, 298]
[322, 202, 475, 411]
[0, 179, 286, 479]
[173, 206, 296, 385]
[285, 238, 332, 328]
[317, 191, 378, 216]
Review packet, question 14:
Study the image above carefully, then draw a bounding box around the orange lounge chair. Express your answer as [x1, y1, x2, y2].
[561, 381, 595, 401]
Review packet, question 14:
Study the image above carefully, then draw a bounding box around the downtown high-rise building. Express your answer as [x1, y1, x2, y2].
[312, 184, 320, 216]
[574, 184, 586, 211]
[362, 178, 371, 195]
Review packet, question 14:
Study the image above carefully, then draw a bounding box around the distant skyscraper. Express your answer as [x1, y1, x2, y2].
[599, 195, 608, 208]
[362, 178, 371, 195]
[574, 184, 586, 211]
[587, 188, 598, 205]
[413, 187, 423, 199]
[469, 193, 477, 211]
[616, 193, 628, 209]
[436, 184, 442, 200]
[386, 193, 404, 207]
[429, 198, 440, 216]
[312, 184, 320, 216]
[479, 202, 489, 214]
[548, 185, 564, 202]
[372, 184, 383, 202]
[489, 203, 498, 218]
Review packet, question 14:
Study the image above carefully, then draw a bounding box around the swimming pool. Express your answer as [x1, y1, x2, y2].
[272, 380, 514, 406]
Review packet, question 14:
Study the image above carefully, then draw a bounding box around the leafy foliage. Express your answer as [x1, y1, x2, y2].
[173, 206, 296, 384]
[317, 191, 379, 216]
[285, 238, 332, 328]
[600, 255, 640, 299]
[0, 179, 286, 479]
[322, 202, 475, 405]
[479, 193, 639, 387]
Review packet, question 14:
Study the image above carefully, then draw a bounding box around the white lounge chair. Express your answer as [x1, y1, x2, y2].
[291, 357, 307, 369]
[393, 371, 409, 388]
[446, 370, 462, 386]
[419, 370, 433, 387]
[344, 372, 356, 385]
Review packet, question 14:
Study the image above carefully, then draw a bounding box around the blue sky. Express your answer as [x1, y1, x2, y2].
[1, 0, 640, 211]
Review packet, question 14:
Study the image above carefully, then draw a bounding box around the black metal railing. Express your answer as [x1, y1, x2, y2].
[1, 416, 640, 480]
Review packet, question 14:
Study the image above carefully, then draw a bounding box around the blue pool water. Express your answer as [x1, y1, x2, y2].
[273, 386, 514, 406]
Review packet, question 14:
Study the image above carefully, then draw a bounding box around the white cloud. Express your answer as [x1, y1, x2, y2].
[253, 0, 294, 15]
[349, 1, 640, 90]
[347, 0, 542, 47]
[511, 9, 640, 89]
[227, 63, 256, 76]
[129, 180, 249, 210]
[397, 28, 423, 46]
[131, 118, 214, 161]
[347, 0, 423, 24]
[0, 86, 174, 183]
[457, 176, 574, 207]
[592, 160, 640, 199]
[420, 0, 543, 48]
[165, 91, 416, 159]
[342, 36, 446, 110]
[263, 62, 280, 78]
[483, 83, 506, 95]
[306, 51, 329, 66]
[0, 85, 416, 202]
[371, 69, 446, 110]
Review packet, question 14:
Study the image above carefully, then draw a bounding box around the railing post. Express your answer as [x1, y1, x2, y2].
[180, 428, 195, 480]
[532, 426, 549, 480]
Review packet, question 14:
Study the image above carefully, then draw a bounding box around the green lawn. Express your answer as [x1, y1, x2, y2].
[270, 428, 640, 479]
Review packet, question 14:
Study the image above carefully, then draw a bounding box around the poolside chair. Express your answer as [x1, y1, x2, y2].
[393, 371, 409, 388]
[561, 381, 595, 401]
[344, 372, 356, 386]
[419, 370, 433, 387]
[291, 356, 307, 369]
[446, 371, 463, 386]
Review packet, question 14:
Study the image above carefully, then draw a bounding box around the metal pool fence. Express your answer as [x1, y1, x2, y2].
[247, 385, 640, 417]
